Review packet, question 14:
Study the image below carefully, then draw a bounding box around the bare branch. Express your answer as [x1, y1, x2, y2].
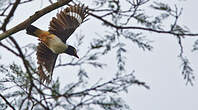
[0, 93, 16, 110]
[89, 13, 198, 37]
[0, 0, 72, 41]
[1, 0, 21, 31]
[0, 41, 19, 56]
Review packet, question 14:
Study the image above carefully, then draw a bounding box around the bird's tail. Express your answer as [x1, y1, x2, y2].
[26, 25, 42, 36]
[26, 24, 51, 39]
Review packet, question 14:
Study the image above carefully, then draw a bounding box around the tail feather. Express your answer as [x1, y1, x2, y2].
[26, 25, 42, 36]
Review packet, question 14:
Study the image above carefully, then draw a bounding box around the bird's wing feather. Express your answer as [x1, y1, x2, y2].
[36, 4, 88, 83]
[37, 42, 58, 83]
[49, 4, 88, 42]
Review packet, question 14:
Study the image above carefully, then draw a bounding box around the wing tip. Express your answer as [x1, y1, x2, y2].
[36, 43, 57, 84]
[38, 65, 52, 84]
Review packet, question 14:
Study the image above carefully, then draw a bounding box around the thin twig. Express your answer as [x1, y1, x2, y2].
[0, 93, 16, 110]
[89, 13, 198, 37]
[0, 42, 19, 56]
[1, 0, 21, 31]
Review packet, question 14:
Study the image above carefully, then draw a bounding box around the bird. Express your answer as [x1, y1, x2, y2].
[26, 4, 88, 83]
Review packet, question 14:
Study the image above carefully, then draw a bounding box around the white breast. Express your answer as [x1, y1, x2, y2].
[48, 36, 68, 54]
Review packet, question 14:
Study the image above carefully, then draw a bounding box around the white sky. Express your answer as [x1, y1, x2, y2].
[0, 0, 198, 110]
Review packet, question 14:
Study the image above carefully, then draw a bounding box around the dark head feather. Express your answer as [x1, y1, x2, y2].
[65, 45, 79, 58]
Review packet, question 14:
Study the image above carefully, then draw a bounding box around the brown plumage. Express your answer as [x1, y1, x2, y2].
[26, 4, 88, 83]
[49, 4, 88, 42]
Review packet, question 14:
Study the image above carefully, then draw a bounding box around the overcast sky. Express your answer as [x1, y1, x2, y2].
[0, 0, 198, 110]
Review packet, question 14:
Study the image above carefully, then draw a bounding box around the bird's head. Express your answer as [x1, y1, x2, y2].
[64, 45, 79, 58]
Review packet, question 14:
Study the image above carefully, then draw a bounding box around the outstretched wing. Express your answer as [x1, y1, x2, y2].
[49, 4, 88, 42]
[36, 4, 88, 83]
[36, 42, 58, 83]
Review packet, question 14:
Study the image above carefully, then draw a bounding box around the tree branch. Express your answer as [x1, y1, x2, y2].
[0, 0, 72, 41]
[0, 93, 16, 110]
[0, 42, 20, 56]
[1, 0, 21, 31]
[89, 13, 198, 37]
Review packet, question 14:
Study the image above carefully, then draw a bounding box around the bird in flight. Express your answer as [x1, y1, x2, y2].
[26, 4, 88, 83]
